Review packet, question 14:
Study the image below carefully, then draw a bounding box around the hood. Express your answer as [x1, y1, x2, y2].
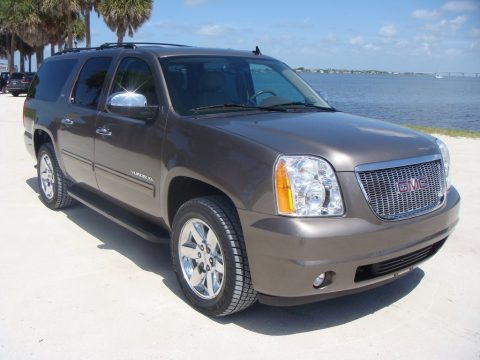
[208, 111, 438, 171]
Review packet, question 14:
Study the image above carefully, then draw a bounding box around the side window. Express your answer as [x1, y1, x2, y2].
[72, 57, 112, 108]
[28, 59, 78, 101]
[249, 64, 304, 104]
[110, 57, 158, 106]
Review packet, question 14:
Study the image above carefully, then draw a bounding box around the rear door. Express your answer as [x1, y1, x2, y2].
[57, 56, 113, 188]
[93, 55, 166, 216]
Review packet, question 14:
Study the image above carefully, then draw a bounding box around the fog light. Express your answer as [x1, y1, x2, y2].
[313, 273, 326, 288]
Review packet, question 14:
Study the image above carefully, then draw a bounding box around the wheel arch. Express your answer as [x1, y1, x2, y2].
[166, 175, 239, 229]
[33, 128, 53, 157]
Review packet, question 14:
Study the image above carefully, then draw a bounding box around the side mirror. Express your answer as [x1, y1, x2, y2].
[106, 92, 158, 120]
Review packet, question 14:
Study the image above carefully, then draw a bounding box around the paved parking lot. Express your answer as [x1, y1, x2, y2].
[1, 93, 479, 359]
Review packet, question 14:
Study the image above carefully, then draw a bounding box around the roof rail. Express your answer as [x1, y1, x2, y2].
[53, 42, 190, 56]
[54, 47, 98, 55]
[99, 42, 190, 48]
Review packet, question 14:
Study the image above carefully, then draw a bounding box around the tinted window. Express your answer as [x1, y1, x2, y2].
[28, 59, 77, 101]
[160, 56, 330, 116]
[250, 64, 304, 104]
[72, 57, 111, 108]
[110, 57, 158, 106]
[11, 73, 24, 80]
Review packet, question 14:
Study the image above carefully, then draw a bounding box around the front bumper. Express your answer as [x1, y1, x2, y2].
[238, 175, 460, 305]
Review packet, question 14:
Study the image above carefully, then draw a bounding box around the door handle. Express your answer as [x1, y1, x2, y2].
[61, 118, 74, 126]
[96, 127, 112, 137]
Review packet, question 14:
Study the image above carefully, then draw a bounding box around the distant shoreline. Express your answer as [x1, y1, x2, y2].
[405, 125, 480, 139]
[295, 68, 480, 78]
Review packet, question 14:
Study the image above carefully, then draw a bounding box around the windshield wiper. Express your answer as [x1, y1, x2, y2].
[269, 102, 336, 111]
[191, 103, 287, 112]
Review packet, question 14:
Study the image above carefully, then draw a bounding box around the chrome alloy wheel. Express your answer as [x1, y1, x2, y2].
[178, 218, 225, 300]
[39, 153, 55, 200]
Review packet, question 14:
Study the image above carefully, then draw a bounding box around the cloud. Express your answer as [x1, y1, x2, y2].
[412, 9, 440, 20]
[470, 26, 480, 37]
[450, 15, 468, 24]
[195, 24, 230, 36]
[441, 1, 478, 12]
[426, 16, 467, 34]
[349, 36, 364, 45]
[396, 39, 409, 47]
[445, 48, 463, 55]
[183, 0, 207, 5]
[379, 25, 398, 37]
[364, 43, 380, 51]
[324, 33, 337, 43]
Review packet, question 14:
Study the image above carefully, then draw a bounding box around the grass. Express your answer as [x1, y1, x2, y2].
[406, 125, 480, 139]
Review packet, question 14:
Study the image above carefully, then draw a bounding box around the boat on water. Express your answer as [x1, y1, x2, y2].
[435, 74, 444, 79]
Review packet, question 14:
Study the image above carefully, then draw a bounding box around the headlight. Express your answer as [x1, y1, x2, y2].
[436, 138, 451, 189]
[275, 155, 344, 216]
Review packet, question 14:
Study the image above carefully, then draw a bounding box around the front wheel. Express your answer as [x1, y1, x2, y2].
[171, 196, 257, 316]
[37, 143, 75, 209]
[11, 92, 18, 97]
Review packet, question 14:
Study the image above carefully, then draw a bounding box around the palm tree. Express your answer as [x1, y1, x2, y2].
[16, 37, 34, 72]
[80, 0, 101, 48]
[42, 0, 81, 49]
[0, 0, 28, 72]
[99, 0, 153, 43]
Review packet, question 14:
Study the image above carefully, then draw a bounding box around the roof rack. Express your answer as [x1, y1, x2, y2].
[100, 42, 190, 48]
[54, 42, 190, 56]
[54, 47, 99, 55]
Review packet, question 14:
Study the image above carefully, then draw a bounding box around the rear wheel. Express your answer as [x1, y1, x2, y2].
[37, 143, 75, 209]
[172, 196, 257, 316]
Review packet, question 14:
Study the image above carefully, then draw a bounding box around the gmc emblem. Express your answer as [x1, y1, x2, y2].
[396, 176, 428, 193]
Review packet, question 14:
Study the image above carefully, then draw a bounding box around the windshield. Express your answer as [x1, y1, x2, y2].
[159, 56, 332, 116]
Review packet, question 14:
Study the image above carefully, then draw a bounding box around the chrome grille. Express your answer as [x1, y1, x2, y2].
[356, 158, 446, 220]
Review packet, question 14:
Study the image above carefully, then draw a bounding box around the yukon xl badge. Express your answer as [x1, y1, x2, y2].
[396, 176, 428, 194]
[131, 171, 154, 182]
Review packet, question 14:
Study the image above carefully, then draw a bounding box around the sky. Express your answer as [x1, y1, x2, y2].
[13, 0, 480, 73]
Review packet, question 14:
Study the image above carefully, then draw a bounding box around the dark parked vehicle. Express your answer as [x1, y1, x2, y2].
[23, 43, 460, 316]
[0, 71, 9, 93]
[6, 72, 35, 96]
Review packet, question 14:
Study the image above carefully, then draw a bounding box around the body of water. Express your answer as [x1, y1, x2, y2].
[300, 73, 480, 131]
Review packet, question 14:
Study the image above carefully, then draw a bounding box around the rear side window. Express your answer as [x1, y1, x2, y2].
[28, 59, 77, 101]
[72, 57, 112, 108]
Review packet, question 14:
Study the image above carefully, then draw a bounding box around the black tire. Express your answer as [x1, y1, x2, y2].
[37, 143, 76, 210]
[11, 92, 18, 97]
[171, 196, 257, 316]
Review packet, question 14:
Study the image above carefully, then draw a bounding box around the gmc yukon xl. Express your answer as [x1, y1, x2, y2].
[23, 43, 460, 316]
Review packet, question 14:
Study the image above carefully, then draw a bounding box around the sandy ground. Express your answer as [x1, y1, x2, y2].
[0, 93, 479, 360]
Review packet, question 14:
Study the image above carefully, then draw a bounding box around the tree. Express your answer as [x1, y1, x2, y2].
[80, 0, 101, 48]
[99, 0, 153, 43]
[0, 0, 28, 72]
[16, 37, 34, 72]
[42, 0, 81, 49]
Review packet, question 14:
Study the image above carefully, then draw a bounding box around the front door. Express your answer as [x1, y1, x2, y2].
[58, 56, 113, 188]
[94, 56, 165, 217]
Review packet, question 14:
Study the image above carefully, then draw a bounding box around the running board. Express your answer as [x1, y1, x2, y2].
[68, 186, 170, 244]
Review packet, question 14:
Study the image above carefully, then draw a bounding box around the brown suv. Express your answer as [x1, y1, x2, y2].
[23, 43, 460, 316]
